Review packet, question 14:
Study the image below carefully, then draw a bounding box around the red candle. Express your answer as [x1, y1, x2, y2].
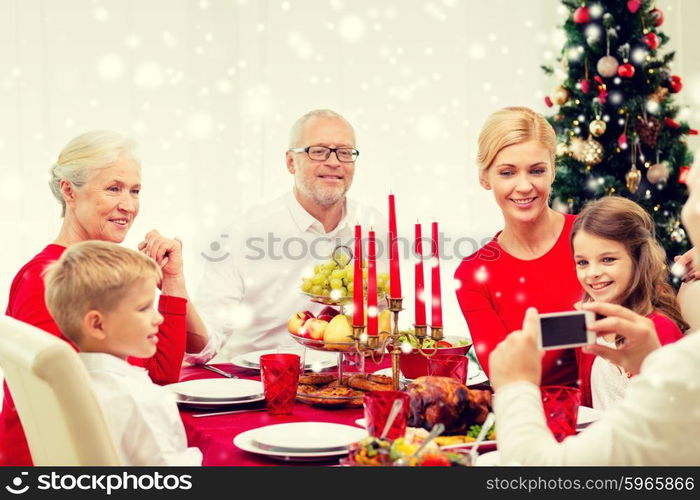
[414, 222, 427, 326]
[388, 194, 402, 298]
[367, 229, 378, 336]
[353, 224, 364, 326]
[431, 221, 443, 327]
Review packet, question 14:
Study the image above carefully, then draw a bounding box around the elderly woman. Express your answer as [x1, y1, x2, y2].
[1, 130, 208, 466]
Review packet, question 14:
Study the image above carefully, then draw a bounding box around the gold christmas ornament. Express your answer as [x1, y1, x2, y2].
[556, 142, 569, 157]
[589, 119, 607, 137]
[597, 55, 619, 78]
[579, 136, 604, 165]
[625, 165, 642, 193]
[650, 86, 669, 103]
[569, 137, 585, 159]
[552, 86, 570, 106]
[646, 162, 670, 184]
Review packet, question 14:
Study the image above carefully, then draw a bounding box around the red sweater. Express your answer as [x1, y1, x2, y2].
[576, 311, 684, 407]
[1, 244, 188, 466]
[454, 214, 581, 386]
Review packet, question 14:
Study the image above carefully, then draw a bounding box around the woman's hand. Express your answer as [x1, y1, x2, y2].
[489, 307, 543, 391]
[581, 302, 661, 376]
[674, 248, 699, 282]
[138, 231, 187, 297]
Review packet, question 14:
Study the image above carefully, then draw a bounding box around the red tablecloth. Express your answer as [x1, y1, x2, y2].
[179, 358, 392, 466]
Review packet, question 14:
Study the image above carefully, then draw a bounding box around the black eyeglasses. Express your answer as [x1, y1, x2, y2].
[289, 146, 360, 163]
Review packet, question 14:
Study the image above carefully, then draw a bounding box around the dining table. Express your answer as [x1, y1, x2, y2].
[178, 357, 396, 466]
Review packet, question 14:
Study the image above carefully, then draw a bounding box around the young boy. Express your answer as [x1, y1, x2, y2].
[44, 241, 202, 465]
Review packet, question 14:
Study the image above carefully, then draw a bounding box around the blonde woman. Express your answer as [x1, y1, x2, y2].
[1, 130, 207, 466]
[454, 107, 580, 386]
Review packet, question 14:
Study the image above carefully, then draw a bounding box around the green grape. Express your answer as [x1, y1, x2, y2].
[344, 266, 354, 281]
[347, 282, 354, 293]
[330, 278, 343, 289]
[301, 280, 313, 292]
[313, 264, 322, 274]
[321, 288, 330, 297]
[311, 285, 323, 295]
[330, 269, 345, 280]
[337, 286, 348, 297]
[310, 274, 325, 285]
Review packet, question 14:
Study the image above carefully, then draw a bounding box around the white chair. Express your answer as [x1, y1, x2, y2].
[0, 316, 120, 465]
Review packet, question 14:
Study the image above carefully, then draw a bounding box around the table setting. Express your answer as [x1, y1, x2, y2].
[174, 193, 601, 466]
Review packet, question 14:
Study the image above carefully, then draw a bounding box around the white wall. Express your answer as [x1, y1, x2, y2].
[1, 0, 699, 338]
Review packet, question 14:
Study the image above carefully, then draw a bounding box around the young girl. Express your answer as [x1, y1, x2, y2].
[571, 196, 688, 409]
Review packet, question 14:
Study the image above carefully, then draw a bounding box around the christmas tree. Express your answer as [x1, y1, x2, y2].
[543, 0, 697, 266]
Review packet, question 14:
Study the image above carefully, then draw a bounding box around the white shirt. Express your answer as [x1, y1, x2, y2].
[191, 191, 387, 362]
[591, 336, 630, 410]
[493, 332, 700, 465]
[79, 352, 202, 466]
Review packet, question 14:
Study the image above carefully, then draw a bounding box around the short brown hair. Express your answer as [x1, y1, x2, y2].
[571, 196, 689, 332]
[44, 241, 162, 344]
[477, 106, 557, 178]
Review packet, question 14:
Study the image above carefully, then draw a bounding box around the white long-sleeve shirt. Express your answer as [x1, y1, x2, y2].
[493, 332, 700, 465]
[80, 353, 202, 466]
[190, 191, 387, 362]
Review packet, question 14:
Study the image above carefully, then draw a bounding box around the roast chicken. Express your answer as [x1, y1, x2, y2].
[406, 376, 492, 435]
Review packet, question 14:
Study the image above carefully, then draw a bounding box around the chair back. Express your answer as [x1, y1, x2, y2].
[0, 316, 120, 465]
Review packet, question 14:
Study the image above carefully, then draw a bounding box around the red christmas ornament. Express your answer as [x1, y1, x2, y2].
[650, 8, 664, 26]
[664, 117, 681, 129]
[690, 129, 698, 136]
[580, 79, 590, 93]
[618, 133, 628, 148]
[544, 96, 553, 108]
[643, 33, 660, 50]
[679, 166, 691, 184]
[669, 75, 683, 93]
[618, 63, 635, 78]
[627, 0, 641, 13]
[574, 6, 590, 23]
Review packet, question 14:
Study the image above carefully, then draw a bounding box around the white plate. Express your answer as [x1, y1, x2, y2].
[355, 418, 367, 428]
[476, 450, 500, 466]
[166, 378, 263, 401]
[231, 349, 337, 371]
[250, 422, 366, 452]
[173, 394, 265, 409]
[234, 423, 365, 461]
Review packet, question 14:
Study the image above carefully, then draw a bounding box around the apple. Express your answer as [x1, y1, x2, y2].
[287, 311, 314, 336]
[318, 306, 340, 319]
[304, 318, 328, 340]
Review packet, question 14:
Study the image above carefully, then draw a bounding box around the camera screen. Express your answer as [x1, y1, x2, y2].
[540, 314, 588, 348]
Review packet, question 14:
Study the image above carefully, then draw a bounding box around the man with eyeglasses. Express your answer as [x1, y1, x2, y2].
[190, 109, 387, 362]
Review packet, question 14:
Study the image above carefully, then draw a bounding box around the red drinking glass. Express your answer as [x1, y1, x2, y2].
[427, 354, 469, 384]
[363, 391, 410, 440]
[259, 353, 300, 415]
[541, 385, 581, 442]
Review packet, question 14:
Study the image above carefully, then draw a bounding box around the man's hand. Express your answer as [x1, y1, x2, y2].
[581, 302, 661, 376]
[489, 307, 543, 391]
[138, 230, 184, 280]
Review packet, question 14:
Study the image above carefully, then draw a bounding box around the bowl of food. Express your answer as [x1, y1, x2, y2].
[397, 335, 471, 380]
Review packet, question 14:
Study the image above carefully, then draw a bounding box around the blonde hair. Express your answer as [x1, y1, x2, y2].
[477, 106, 557, 177]
[288, 109, 355, 148]
[44, 241, 162, 344]
[572, 196, 689, 332]
[49, 130, 140, 217]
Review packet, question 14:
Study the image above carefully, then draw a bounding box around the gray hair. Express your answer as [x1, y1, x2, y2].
[48, 130, 140, 217]
[288, 109, 356, 148]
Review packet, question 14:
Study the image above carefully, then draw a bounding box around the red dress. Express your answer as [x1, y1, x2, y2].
[454, 214, 581, 386]
[576, 311, 684, 407]
[1, 244, 187, 466]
